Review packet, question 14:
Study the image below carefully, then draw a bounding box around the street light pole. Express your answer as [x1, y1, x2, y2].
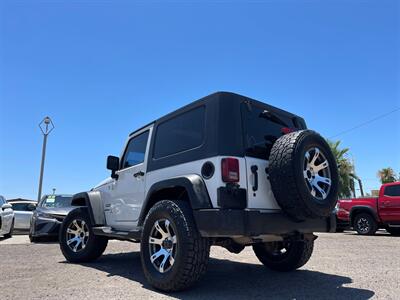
[37, 116, 54, 202]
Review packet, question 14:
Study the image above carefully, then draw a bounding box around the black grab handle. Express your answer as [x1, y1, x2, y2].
[251, 165, 258, 192]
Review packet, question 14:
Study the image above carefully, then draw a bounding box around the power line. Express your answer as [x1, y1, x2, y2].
[329, 107, 400, 139]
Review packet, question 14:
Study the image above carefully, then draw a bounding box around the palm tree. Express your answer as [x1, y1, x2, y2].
[377, 168, 398, 184]
[327, 140, 358, 198]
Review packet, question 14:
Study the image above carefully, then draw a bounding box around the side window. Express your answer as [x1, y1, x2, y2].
[384, 185, 400, 197]
[0, 197, 5, 205]
[121, 131, 150, 169]
[153, 106, 205, 159]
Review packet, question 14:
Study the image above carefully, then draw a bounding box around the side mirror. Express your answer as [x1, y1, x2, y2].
[2, 203, 12, 210]
[28, 203, 36, 211]
[107, 155, 120, 180]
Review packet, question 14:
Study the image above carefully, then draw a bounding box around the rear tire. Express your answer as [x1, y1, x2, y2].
[386, 228, 400, 236]
[59, 208, 108, 263]
[140, 200, 210, 292]
[353, 213, 377, 235]
[253, 239, 314, 271]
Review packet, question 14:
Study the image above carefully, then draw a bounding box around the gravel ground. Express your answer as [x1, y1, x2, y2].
[0, 231, 399, 299]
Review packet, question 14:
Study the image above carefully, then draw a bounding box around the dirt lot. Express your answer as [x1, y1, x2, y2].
[0, 231, 399, 299]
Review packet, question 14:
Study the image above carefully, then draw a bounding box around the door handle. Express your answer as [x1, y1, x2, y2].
[251, 165, 258, 192]
[133, 171, 145, 178]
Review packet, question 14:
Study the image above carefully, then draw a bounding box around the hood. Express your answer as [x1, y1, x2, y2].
[93, 177, 113, 189]
[36, 206, 75, 216]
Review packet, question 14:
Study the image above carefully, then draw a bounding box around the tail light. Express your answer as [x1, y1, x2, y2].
[281, 127, 295, 134]
[221, 158, 240, 183]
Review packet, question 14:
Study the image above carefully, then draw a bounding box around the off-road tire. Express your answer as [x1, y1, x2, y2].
[253, 239, 314, 271]
[353, 213, 377, 235]
[29, 235, 37, 243]
[386, 227, 400, 236]
[4, 219, 14, 239]
[141, 200, 210, 292]
[59, 208, 108, 263]
[269, 130, 339, 221]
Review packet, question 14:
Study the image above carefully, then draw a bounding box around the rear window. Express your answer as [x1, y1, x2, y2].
[153, 106, 205, 159]
[11, 203, 34, 211]
[241, 103, 304, 159]
[384, 185, 400, 197]
[40, 195, 72, 208]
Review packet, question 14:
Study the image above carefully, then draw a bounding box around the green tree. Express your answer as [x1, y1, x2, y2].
[327, 140, 358, 198]
[377, 167, 398, 184]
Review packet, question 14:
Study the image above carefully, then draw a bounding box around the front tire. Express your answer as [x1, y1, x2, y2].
[59, 208, 108, 263]
[253, 239, 314, 271]
[140, 200, 210, 292]
[353, 213, 377, 235]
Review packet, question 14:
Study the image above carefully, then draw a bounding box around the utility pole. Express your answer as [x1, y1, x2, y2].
[37, 116, 54, 202]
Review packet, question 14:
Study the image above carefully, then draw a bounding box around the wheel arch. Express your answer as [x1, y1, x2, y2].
[349, 206, 379, 227]
[138, 175, 212, 226]
[70, 191, 106, 226]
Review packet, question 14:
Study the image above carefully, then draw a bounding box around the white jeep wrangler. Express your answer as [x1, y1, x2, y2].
[59, 92, 338, 291]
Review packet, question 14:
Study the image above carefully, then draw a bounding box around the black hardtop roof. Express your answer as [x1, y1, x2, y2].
[129, 91, 300, 137]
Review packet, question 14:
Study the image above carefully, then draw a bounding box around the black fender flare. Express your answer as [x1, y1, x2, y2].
[138, 175, 212, 226]
[70, 191, 105, 226]
[349, 206, 379, 226]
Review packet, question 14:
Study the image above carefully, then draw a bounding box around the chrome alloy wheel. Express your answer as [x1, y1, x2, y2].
[148, 219, 177, 273]
[303, 147, 332, 201]
[66, 219, 89, 253]
[357, 217, 370, 233]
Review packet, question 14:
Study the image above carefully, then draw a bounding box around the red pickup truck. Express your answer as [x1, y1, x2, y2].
[337, 182, 400, 235]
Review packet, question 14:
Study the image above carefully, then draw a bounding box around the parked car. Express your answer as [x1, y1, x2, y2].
[8, 200, 37, 231]
[333, 203, 350, 232]
[59, 92, 339, 291]
[29, 194, 73, 242]
[337, 182, 400, 235]
[0, 195, 15, 239]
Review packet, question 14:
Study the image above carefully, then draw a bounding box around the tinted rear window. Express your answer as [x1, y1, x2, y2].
[384, 185, 400, 197]
[41, 196, 72, 208]
[241, 103, 304, 159]
[153, 106, 205, 159]
[11, 203, 34, 211]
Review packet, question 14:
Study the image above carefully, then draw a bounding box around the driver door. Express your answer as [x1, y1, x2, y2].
[105, 126, 152, 230]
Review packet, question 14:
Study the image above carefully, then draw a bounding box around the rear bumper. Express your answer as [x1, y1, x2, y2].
[193, 209, 336, 237]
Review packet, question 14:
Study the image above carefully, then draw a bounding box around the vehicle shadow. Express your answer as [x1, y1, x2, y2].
[343, 231, 394, 237]
[73, 251, 375, 300]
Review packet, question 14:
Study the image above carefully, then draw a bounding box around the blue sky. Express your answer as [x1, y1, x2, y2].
[1, 0, 399, 200]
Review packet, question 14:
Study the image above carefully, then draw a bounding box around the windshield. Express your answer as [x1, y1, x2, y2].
[41, 195, 72, 208]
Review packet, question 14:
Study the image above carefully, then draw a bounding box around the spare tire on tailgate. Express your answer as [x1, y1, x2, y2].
[268, 130, 338, 221]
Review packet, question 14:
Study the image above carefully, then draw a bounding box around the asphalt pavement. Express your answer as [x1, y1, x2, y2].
[0, 231, 399, 299]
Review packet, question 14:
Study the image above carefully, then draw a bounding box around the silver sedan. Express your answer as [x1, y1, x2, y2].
[9, 201, 37, 231]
